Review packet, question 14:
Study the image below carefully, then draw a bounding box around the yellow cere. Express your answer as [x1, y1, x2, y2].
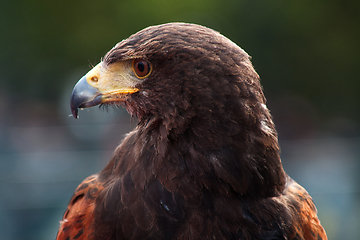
[85, 61, 140, 95]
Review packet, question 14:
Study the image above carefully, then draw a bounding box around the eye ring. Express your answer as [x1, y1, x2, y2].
[132, 58, 152, 79]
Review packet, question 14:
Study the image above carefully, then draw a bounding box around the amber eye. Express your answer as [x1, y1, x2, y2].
[132, 58, 152, 79]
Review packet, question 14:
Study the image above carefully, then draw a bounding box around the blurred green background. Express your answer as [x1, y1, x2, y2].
[0, 0, 359, 239]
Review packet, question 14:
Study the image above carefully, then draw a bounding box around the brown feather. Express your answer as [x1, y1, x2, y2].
[56, 175, 103, 240]
[58, 23, 327, 240]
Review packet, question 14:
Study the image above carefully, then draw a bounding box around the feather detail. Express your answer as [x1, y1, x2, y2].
[59, 23, 327, 240]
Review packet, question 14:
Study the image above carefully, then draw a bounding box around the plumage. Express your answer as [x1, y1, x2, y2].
[58, 23, 327, 240]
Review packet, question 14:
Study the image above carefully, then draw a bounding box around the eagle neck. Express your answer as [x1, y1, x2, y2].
[135, 115, 286, 199]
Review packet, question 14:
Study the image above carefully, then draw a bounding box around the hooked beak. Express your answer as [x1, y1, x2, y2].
[70, 62, 140, 118]
[70, 75, 104, 118]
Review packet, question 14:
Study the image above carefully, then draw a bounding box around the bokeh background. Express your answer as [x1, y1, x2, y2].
[1, 0, 359, 239]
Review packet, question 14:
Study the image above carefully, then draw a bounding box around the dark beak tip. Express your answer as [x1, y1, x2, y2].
[71, 107, 79, 119]
[70, 89, 80, 119]
[70, 75, 101, 119]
